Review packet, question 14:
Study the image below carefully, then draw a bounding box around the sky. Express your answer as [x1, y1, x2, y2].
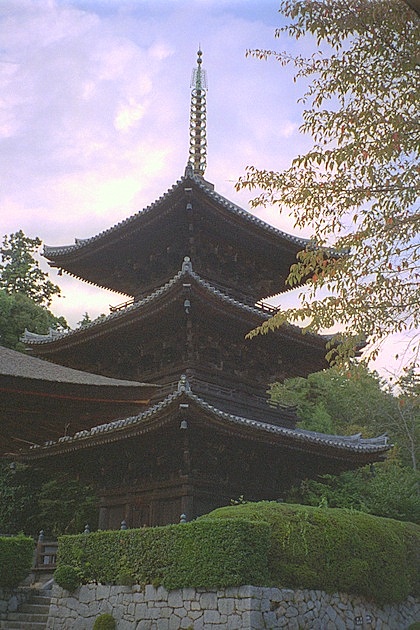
[0, 0, 413, 378]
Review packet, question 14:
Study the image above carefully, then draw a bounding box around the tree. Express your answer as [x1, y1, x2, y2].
[0, 290, 68, 350]
[0, 463, 98, 537]
[394, 366, 420, 471]
[239, 0, 420, 366]
[270, 364, 417, 469]
[270, 365, 420, 521]
[0, 230, 61, 307]
[288, 461, 420, 523]
[76, 312, 106, 328]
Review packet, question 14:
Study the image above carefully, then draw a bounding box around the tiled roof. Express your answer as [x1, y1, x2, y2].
[0, 345, 154, 388]
[43, 171, 308, 258]
[25, 377, 389, 458]
[22, 259, 329, 348]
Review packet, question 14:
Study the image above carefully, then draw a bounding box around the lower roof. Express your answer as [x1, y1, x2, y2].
[22, 375, 390, 464]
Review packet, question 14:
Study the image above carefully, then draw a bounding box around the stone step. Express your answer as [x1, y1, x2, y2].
[0, 588, 51, 630]
[1, 622, 47, 629]
[19, 602, 50, 614]
[31, 594, 52, 602]
[6, 611, 49, 622]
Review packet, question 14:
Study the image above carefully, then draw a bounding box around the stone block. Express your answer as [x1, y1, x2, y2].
[334, 615, 347, 630]
[158, 606, 172, 619]
[262, 610, 277, 627]
[96, 585, 111, 600]
[238, 585, 255, 598]
[285, 605, 299, 618]
[156, 586, 168, 601]
[243, 609, 264, 629]
[169, 614, 183, 630]
[71, 617, 90, 630]
[157, 619, 169, 630]
[189, 609, 203, 620]
[182, 587, 196, 601]
[168, 591, 183, 608]
[203, 608, 221, 623]
[218, 597, 235, 615]
[135, 602, 148, 619]
[200, 591, 217, 609]
[325, 604, 337, 621]
[282, 589, 296, 602]
[227, 613, 243, 629]
[7, 596, 18, 612]
[145, 584, 157, 600]
[259, 597, 271, 613]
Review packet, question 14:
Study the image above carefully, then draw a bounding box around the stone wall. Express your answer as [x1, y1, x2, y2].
[0, 587, 32, 619]
[46, 583, 419, 629]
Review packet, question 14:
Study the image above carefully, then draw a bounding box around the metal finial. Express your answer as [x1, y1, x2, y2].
[189, 48, 207, 177]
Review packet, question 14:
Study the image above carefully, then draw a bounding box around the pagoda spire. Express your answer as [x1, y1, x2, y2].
[189, 48, 207, 177]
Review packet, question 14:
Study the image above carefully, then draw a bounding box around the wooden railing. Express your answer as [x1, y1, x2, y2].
[34, 531, 58, 570]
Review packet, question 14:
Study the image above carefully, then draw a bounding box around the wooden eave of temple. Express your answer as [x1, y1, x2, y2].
[0, 346, 158, 457]
[43, 165, 308, 302]
[21, 375, 390, 471]
[23, 258, 329, 392]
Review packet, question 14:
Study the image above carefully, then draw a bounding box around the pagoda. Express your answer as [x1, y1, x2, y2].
[22, 51, 389, 528]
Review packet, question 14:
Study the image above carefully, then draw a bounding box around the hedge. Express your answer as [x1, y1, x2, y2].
[57, 518, 270, 590]
[204, 501, 420, 604]
[0, 534, 34, 588]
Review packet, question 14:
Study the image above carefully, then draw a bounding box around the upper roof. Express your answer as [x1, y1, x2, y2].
[43, 167, 309, 301]
[22, 375, 390, 465]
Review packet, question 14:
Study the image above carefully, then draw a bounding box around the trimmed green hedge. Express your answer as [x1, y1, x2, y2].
[204, 502, 420, 604]
[58, 518, 270, 590]
[0, 534, 34, 588]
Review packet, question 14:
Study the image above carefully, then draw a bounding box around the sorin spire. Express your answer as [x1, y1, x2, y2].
[189, 48, 207, 177]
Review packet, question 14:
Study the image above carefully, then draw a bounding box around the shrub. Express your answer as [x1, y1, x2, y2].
[57, 518, 270, 590]
[93, 613, 116, 630]
[204, 501, 420, 604]
[0, 534, 33, 588]
[54, 564, 81, 592]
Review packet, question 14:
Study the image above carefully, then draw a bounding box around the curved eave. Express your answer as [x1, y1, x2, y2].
[22, 387, 390, 462]
[43, 173, 308, 264]
[23, 266, 329, 352]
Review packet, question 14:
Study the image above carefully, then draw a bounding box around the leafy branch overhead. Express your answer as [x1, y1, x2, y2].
[238, 0, 420, 366]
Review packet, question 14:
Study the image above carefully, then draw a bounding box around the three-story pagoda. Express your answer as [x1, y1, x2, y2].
[23, 51, 389, 528]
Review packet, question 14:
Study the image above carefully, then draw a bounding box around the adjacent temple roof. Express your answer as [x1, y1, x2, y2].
[0, 346, 158, 456]
[0, 345, 154, 388]
[22, 375, 390, 465]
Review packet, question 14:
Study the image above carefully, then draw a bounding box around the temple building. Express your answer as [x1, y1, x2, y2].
[20, 51, 390, 528]
[0, 346, 157, 457]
